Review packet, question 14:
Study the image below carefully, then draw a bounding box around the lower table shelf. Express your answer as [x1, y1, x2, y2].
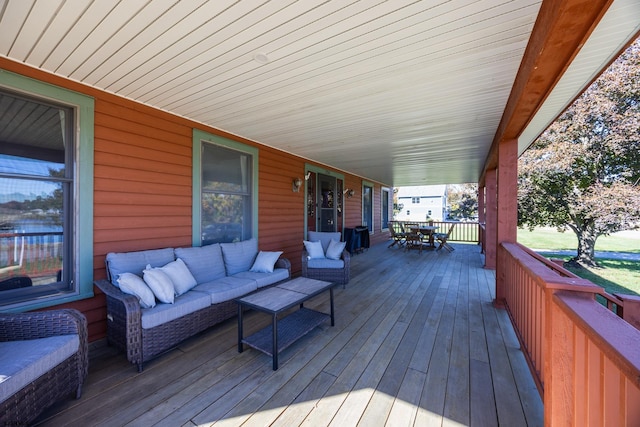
[242, 308, 329, 357]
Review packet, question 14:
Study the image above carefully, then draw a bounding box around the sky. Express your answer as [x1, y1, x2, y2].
[0, 154, 62, 201]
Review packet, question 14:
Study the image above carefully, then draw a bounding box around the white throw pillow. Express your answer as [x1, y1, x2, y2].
[143, 265, 175, 304]
[303, 240, 325, 259]
[250, 251, 283, 273]
[325, 239, 346, 260]
[159, 258, 198, 296]
[117, 273, 156, 308]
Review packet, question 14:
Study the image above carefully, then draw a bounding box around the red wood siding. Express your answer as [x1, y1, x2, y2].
[0, 58, 391, 342]
[93, 97, 194, 279]
[257, 149, 306, 273]
[344, 176, 362, 228]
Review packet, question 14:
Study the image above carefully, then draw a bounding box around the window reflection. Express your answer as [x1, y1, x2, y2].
[0, 90, 72, 304]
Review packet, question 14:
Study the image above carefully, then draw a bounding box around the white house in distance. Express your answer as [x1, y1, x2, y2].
[395, 185, 448, 221]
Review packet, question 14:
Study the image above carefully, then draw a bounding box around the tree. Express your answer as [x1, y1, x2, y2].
[392, 188, 404, 218]
[447, 184, 478, 221]
[518, 39, 640, 267]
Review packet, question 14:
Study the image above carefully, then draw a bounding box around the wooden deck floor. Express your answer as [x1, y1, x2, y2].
[36, 241, 543, 426]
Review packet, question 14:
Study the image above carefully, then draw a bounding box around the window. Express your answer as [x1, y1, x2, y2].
[201, 144, 253, 244]
[381, 188, 390, 229]
[0, 72, 94, 310]
[193, 130, 258, 245]
[412, 197, 420, 204]
[362, 183, 373, 232]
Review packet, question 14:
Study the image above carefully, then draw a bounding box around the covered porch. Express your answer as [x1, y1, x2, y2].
[36, 241, 543, 426]
[1, 1, 639, 425]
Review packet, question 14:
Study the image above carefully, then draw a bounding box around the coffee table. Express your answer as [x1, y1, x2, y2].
[236, 277, 336, 370]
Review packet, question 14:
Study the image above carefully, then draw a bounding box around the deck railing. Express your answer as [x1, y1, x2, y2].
[430, 220, 479, 242]
[498, 242, 640, 425]
[394, 221, 480, 243]
[0, 231, 63, 282]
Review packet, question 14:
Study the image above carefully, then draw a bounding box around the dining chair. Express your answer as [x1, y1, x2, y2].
[403, 222, 423, 253]
[434, 223, 456, 252]
[388, 221, 407, 248]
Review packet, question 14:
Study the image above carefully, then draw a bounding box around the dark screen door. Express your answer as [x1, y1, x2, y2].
[317, 173, 336, 232]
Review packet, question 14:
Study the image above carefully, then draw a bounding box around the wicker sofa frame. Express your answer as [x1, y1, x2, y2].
[95, 257, 291, 372]
[0, 309, 88, 425]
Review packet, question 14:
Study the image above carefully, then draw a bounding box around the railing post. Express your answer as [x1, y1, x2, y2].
[615, 293, 640, 331]
[544, 290, 578, 426]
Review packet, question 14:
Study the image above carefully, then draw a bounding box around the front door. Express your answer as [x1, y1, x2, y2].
[306, 171, 343, 234]
[317, 173, 337, 232]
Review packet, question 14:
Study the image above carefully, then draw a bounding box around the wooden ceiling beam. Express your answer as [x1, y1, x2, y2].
[480, 0, 613, 185]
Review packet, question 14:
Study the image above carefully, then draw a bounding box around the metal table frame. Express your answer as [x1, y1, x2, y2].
[236, 277, 336, 370]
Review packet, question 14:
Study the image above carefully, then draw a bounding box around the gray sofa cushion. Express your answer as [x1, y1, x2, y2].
[220, 238, 258, 275]
[0, 335, 79, 404]
[106, 248, 175, 285]
[141, 290, 211, 329]
[307, 258, 345, 269]
[233, 268, 290, 288]
[175, 244, 226, 284]
[193, 276, 258, 304]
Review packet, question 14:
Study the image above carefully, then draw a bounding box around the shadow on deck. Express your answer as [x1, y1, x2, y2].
[37, 241, 543, 426]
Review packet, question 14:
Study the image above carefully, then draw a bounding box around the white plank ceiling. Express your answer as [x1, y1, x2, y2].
[0, 0, 638, 186]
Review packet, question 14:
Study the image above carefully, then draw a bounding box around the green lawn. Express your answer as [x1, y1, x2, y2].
[517, 227, 640, 253]
[516, 227, 640, 297]
[547, 256, 640, 297]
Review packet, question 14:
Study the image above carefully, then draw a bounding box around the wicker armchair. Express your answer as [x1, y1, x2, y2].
[0, 309, 88, 425]
[301, 231, 351, 287]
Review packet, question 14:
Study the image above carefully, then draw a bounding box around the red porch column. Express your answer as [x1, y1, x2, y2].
[478, 185, 486, 223]
[484, 169, 497, 269]
[497, 139, 518, 243]
[495, 139, 518, 305]
[478, 185, 486, 253]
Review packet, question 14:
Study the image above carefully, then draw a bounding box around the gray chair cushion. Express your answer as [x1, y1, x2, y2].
[106, 248, 175, 285]
[175, 244, 226, 284]
[233, 268, 290, 288]
[307, 258, 345, 269]
[0, 335, 79, 404]
[308, 231, 341, 253]
[220, 238, 258, 275]
[140, 290, 211, 329]
[192, 276, 258, 304]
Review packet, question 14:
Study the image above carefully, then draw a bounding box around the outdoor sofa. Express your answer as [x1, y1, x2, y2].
[0, 309, 88, 425]
[94, 238, 291, 372]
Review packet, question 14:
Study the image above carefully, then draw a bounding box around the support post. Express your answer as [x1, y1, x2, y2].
[484, 170, 497, 269]
[495, 139, 518, 305]
[478, 185, 486, 253]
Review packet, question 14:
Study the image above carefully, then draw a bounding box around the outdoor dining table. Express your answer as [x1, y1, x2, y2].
[410, 225, 439, 248]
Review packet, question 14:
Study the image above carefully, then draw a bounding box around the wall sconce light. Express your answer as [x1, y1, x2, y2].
[292, 177, 303, 192]
[343, 188, 355, 198]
